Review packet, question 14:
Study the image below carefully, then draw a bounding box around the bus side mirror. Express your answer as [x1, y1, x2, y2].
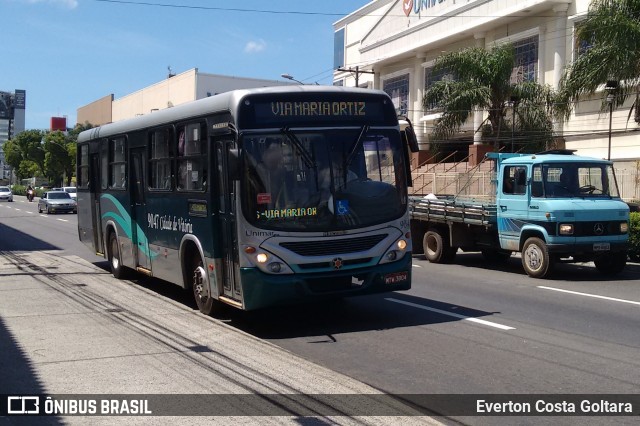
[399, 118, 419, 153]
[228, 148, 240, 181]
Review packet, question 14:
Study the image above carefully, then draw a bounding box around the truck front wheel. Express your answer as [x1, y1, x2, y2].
[521, 237, 554, 278]
[424, 229, 455, 263]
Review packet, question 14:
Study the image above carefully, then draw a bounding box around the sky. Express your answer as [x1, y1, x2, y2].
[3, 0, 368, 130]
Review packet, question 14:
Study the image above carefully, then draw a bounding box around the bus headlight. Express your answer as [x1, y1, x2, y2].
[380, 239, 409, 264]
[620, 222, 628, 233]
[269, 262, 283, 273]
[248, 251, 293, 274]
[559, 224, 574, 235]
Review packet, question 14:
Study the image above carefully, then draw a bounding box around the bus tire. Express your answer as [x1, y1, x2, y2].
[521, 237, 553, 278]
[423, 229, 452, 263]
[190, 256, 216, 316]
[107, 232, 129, 279]
[594, 254, 626, 275]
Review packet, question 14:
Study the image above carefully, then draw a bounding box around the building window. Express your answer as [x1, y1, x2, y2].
[512, 35, 539, 83]
[149, 127, 173, 190]
[573, 22, 594, 59]
[334, 28, 345, 70]
[177, 122, 207, 192]
[424, 66, 454, 113]
[109, 137, 126, 189]
[383, 74, 409, 115]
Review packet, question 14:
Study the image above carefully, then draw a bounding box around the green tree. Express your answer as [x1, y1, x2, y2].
[2, 130, 46, 180]
[43, 131, 71, 186]
[559, 0, 640, 120]
[424, 43, 557, 153]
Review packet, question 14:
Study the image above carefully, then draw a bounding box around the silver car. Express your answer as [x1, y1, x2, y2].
[0, 186, 13, 202]
[38, 191, 77, 214]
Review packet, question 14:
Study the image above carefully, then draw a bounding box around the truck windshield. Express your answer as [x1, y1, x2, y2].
[538, 163, 620, 198]
[241, 128, 407, 231]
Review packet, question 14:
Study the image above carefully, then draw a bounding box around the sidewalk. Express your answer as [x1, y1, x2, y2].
[0, 250, 442, 425]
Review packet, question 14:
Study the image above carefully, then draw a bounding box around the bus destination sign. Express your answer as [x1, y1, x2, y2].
[250, 98, 390, 126]
[270, 101, 367, 118]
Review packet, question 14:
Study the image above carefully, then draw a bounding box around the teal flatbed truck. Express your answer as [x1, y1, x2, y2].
[410, 150, 630, 278]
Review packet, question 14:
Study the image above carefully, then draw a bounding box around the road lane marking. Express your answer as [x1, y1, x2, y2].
[385, 298, 515, 331]
[57, 218, 69, 222]
[537, 286, 640, 306]
[412, 264, 422, 268]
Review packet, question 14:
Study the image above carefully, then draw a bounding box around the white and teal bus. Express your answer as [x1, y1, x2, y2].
[77, 86, 418, 314]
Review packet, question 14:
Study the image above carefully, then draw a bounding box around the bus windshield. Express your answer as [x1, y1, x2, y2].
[536, 162, 621, 198]
[242, 128, 407, 231]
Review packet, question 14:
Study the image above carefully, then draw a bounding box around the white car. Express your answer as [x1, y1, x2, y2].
[63, 186, 77, 200]
[0, 186, 13, 202]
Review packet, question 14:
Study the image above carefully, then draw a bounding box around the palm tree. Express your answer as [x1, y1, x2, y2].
[559, 0, 640, 121]
[424, 43, 557, 153]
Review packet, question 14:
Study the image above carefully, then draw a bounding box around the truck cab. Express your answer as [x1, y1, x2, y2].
[492, 150, 629, 277]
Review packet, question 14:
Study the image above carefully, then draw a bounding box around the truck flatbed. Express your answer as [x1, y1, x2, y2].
[409, 196, 496, 226]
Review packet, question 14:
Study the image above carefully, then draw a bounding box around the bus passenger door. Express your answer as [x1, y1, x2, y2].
[215, 139, 241, 300]
[90, 153, 104, 255]
[130, 148, 150, 271]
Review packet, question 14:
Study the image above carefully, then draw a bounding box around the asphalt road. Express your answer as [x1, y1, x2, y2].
[1, 196, 639, 425]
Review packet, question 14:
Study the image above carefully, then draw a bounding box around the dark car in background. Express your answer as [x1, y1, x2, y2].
[38, 191, 77, 214]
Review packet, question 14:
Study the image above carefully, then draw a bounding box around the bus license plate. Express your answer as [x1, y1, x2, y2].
[593, 243, 610, 251]
[384, 271, 408, 284]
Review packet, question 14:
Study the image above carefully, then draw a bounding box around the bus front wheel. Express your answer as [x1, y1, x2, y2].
[108, 232, 129, 279]
[191, 257, 216, 315]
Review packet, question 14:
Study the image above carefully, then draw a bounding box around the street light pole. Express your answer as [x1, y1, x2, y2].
[280, 73, 305, 85]
[509, 96, 519, 153]
[607, 100, 613, 161]
[604, 80, 618, 161]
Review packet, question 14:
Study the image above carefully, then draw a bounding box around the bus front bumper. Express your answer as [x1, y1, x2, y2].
[239, 252, 412, 311]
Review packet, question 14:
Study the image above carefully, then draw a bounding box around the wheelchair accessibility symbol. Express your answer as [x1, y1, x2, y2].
[336, 200, 350, 216]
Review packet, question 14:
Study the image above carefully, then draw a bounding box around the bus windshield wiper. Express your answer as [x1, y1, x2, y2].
[346, 125, 369, 168]
[280, 127, 315, 169]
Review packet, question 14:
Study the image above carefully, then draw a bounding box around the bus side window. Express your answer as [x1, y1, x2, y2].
[149, 127, 173, 190]
[177, 123, 207, 191]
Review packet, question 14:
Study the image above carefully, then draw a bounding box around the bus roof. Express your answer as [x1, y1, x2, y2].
[77, 85, 393, 143]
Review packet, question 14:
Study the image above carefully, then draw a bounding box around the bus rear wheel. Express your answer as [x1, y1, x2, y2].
[191, 257, 217, 315]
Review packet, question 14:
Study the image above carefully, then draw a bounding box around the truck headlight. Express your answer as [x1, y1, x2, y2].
[559, 224, 574, 235]
[620, 222, 628, 233]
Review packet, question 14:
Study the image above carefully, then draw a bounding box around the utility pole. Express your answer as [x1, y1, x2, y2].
[336, 66, 375, 87]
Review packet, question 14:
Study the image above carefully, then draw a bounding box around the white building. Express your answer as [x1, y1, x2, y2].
[78, 68, 294, 126]
[333, 0, 639, 175]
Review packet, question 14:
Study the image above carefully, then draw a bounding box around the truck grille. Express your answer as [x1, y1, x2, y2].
[280, 234, 388, 256]
[573, 221, 625, 237]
